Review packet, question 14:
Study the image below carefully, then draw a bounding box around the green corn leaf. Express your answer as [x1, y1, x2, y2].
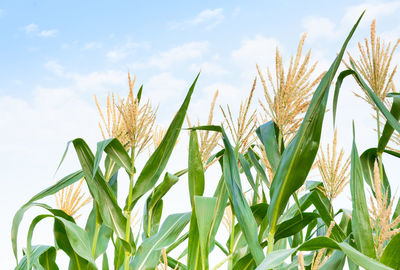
[72, 138, 132, 251]
[219, 127, 264, 264]
[232, 254, 256, 270]
[144, 172, 179, 238]
[255, 236, 392, 270]
[102, 253, 109, 270]
[15, 246, 55, 270]
[11, 170, 84, 265]
[380, 232, 400, 269]
[309, 191, 345, 241]
[274, 213, 319, 241]
[319, 250, 346, 270]
[238, 153, 257, 193]
[256, 121, 283, 173]
[266, 12, 364, 238]
[209, 176, 229, 251]
[26, 209, 95, 269]
[113, 238, 125, 270]
[194, 196, 217, 268]
[147, 172, 179, 210]
[131, 212, 191, 270]
[255, 249, 296, 270]
[54, 217, 91, 269]
[92, 138, 132, 177]
[247, 148, 269, 187]
[85, 206, 112, 259]
[350, 127, 376, 258]
[378, 94, 400, 153]
[334, 66, 400, 135]
[128, 74, 199, 210]
[360, 148, 391, 201]
[188, 213, 202, 270]
[188, 130, 205, 205]
[38, 246, 58, 270]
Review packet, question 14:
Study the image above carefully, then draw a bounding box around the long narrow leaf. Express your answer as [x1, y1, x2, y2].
[128, 74, 200, 210]
[266, 12, 364, 237]
[350, 127, 376, 258]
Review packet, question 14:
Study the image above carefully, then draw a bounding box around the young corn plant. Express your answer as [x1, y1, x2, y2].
[11, 12, 400, 270]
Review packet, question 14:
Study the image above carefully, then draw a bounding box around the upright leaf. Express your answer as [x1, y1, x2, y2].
[350, 127, 376, 258]
[266, 13, 364, 238]
[188, 131, 205, 205]
[194, 196, 217, 268]
[128, 74, 200, 210]
[221, 127, 265, 265]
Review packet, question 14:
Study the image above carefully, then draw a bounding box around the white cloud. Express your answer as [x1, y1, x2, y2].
[189, 61, 228, 76]
[45, 60, 64, 76]
[302, 1, 400, 43]
[106, 41, 147, 62]
[0, 9, 5, 17]
[44, 60, 127, 93]
[134, 41, 209, 69]
[232, 35, 279, 79]
[169, 8, 224, 30]
[23, 23, 58, 37]
[342, 1, 400, 26]
[232, 7, 240, 17]
[144, 72, 187, 104]
[302, 16, 339, 41]
[83, 41, 102, 50]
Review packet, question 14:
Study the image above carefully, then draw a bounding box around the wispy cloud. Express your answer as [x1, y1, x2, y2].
[302, 1, 400, 42]
[23, 23, 58, 37]
[169, 8, 224, 30]
[0, 9, 5, 17]
[106, 41, 147, 62]
[83, 42, 102, 50]
[133, 41, 209, 69]
[232, 35, 280, 79]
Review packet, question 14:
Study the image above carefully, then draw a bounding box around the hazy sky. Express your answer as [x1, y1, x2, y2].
[2, 1, 400, 268]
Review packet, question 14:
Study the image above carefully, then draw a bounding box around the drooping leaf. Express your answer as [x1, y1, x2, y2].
[256, 121, 283, 173]
[378, 94, 400, 153]
[72, 138, 131, 251]
[360, 148, 391, 201]
[92, 138, 132, 177]
[131, 212, 191, 269]
[144, 172, 179, 238]
[274, 213, 319, 241]
[15, 246, 55, 270]
[11, 170, 84, 265]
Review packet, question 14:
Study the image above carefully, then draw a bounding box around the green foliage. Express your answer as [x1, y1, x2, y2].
[11, 11, 400, 270]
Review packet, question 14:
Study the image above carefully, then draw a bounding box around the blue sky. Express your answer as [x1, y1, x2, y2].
[2, 0, 400, 268]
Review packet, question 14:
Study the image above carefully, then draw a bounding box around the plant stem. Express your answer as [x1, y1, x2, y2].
[228, 214, 235, 270]
[376, 109, 384, 184]
[212, 254, 233, 270]
[267, 230, 275, 253]
[91, 222, 100, 258]
[124, 147, 136, 270]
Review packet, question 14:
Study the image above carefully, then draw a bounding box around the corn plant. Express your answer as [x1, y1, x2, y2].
[11, 12, 400, 270]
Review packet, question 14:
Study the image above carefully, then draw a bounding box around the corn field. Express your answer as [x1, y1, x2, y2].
[11, 12, 400, 270]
